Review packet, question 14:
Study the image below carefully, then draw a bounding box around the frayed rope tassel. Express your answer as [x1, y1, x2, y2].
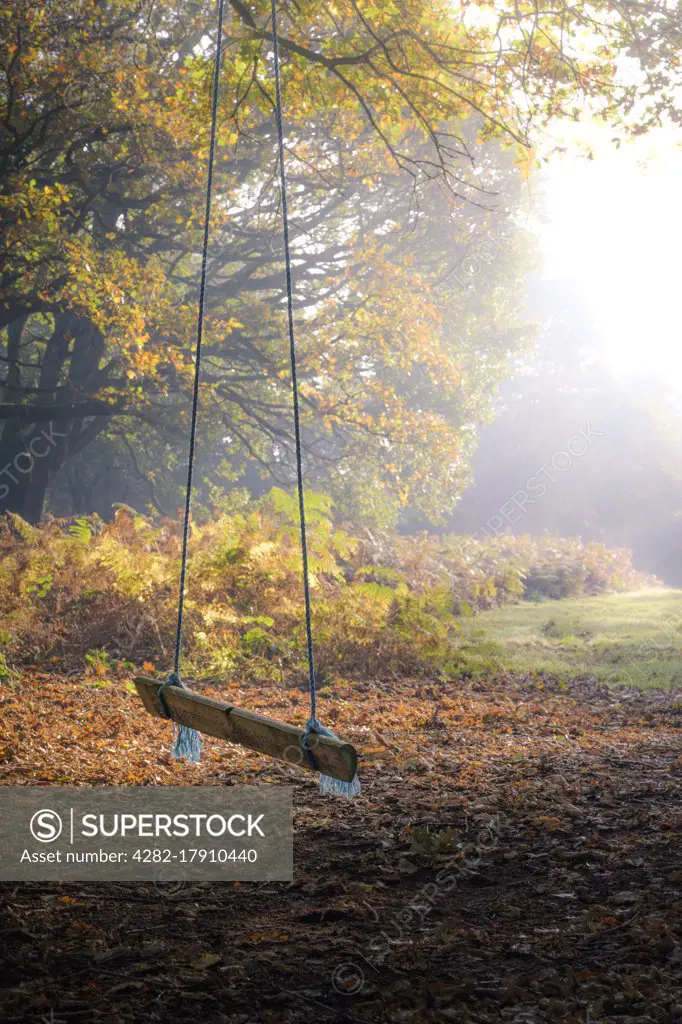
[158, 674, 202, 765]
[304, 720, 360, 799]
[170, 719, 202, 764]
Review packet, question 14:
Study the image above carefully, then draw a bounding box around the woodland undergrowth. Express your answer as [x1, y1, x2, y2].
[0, 489, 651, 686]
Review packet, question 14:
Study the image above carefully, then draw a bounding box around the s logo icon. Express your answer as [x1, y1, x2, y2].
[30, 809, 63, 843]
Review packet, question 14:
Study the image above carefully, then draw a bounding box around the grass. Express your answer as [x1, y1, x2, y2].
[456, 587, 682, 689]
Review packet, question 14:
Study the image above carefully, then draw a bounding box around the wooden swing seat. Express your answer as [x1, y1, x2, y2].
[134, 677, 358, 783]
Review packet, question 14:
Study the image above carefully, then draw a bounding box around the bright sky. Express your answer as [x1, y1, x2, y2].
[535, 125, 682, 382]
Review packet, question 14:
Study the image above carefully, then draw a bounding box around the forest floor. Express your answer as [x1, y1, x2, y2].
[2, 648, 682, 1021]
[459, 588, 682, 690]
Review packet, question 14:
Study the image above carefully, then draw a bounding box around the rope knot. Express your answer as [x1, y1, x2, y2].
[302, 716, 336, 771]
[302, 717, 361, 799]
[157, 671, 185, 720]
[157, 672, 202, 764]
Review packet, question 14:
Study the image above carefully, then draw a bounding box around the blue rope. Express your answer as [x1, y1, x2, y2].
[270, 0, 359, 798]
[160, 0, 359, 796]
[165, 0, 226, 762]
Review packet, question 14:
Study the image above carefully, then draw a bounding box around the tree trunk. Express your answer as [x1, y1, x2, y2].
[0, 317, 31, 515]
[0, 314, 73, 522]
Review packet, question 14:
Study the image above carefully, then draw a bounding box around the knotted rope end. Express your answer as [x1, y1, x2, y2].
[171, 721, 203, 764]
[158, 673, 203, 765]
[303, 719, 360, 800]
[319, 772, 361, 799]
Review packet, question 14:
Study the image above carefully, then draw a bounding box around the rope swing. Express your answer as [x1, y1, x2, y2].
[137, 0, 360, 798]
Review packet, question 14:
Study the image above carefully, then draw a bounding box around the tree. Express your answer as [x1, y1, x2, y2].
[1, 0, 678, 522]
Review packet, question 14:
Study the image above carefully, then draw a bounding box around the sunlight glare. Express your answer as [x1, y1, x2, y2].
[537, 127, 682, 381]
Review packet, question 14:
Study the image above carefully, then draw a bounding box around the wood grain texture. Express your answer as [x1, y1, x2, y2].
[134, 677, 358, 782]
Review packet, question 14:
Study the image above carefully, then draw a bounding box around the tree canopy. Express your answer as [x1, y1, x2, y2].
[1, 0, 678, 523]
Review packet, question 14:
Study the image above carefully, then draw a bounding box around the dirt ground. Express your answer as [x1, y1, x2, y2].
[1, 671, 682, 1023]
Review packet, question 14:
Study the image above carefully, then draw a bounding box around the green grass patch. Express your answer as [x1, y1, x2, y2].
[456, 587, 682, 689]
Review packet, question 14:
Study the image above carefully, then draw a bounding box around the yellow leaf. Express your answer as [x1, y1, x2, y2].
[190, 952, 221, 969]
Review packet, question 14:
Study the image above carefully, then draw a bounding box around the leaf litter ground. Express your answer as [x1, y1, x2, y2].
[1, 671, 682, 1023]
